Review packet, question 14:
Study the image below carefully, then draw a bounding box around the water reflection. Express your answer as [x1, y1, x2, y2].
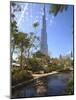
[35, 78, 48, 96]
[12, 71, 73, 98]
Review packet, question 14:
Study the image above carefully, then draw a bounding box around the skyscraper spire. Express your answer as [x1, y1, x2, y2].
[40, 4, 48, 55]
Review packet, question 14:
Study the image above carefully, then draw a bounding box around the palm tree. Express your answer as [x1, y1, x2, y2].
[49, 4, 68, 16]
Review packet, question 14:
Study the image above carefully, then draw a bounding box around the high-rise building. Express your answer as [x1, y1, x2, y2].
[40, 5, 48, 55]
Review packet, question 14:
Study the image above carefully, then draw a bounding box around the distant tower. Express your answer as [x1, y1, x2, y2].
[40, 4, 48, 55]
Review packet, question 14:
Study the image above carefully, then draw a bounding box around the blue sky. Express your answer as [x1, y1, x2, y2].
[15, 2, 73, 57]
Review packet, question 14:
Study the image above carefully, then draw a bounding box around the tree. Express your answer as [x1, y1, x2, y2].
[11, 32, 18, 62]
[10, 2, 21, 33]
[33, 51, 45, 58]
[49, 4, 68, 16]
[27, 32, 40, 58]
[17, 55, 26, 68]
[33, 51, 50, 69]
[10, 2, 22, 64]
[17, 32, 30, 69]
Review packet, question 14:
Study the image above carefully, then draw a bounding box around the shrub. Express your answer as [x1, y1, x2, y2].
[11, 67, 21, 75]
[11, 69, 33, 85]
[48, 64, 64, 72]
[65, 79, 74, 95]
[28, 58, 44, 72]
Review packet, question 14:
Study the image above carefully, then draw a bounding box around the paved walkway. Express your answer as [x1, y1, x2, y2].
[32, 71, 58, 78]
[12, 71, 58, 89]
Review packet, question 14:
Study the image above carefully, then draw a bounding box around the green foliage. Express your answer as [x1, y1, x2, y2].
[48, 63, 64, 72]
[10, 2, 22, 64]
[33, 21, 39, 28]
[33, 51, 45, 58]
[17, 55, 26, 67]
[33, 51, 50, 62]
[10, 2, 22, 33]
[11, 68, 33, 85]
[65, 79, 74, 95]
[28, 32, 40, 50]
[10, 2, 40, 69]
[17, 32, 30, 49]
[49, 4, 68, 16]
[11, 21, 18, 33]
[59, 68, 71, 73]
[28, 58, 43, 72]
[11, 67, 21, 75]
[13, 32, 30, 68]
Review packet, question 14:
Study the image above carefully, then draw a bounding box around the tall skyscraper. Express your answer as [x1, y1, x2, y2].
[40, 4, 48, 55]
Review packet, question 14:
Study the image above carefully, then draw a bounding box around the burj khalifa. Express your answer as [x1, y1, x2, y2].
[40, 4, 48, 55]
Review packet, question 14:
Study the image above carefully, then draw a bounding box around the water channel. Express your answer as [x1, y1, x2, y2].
[12, 71, 73, 98]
